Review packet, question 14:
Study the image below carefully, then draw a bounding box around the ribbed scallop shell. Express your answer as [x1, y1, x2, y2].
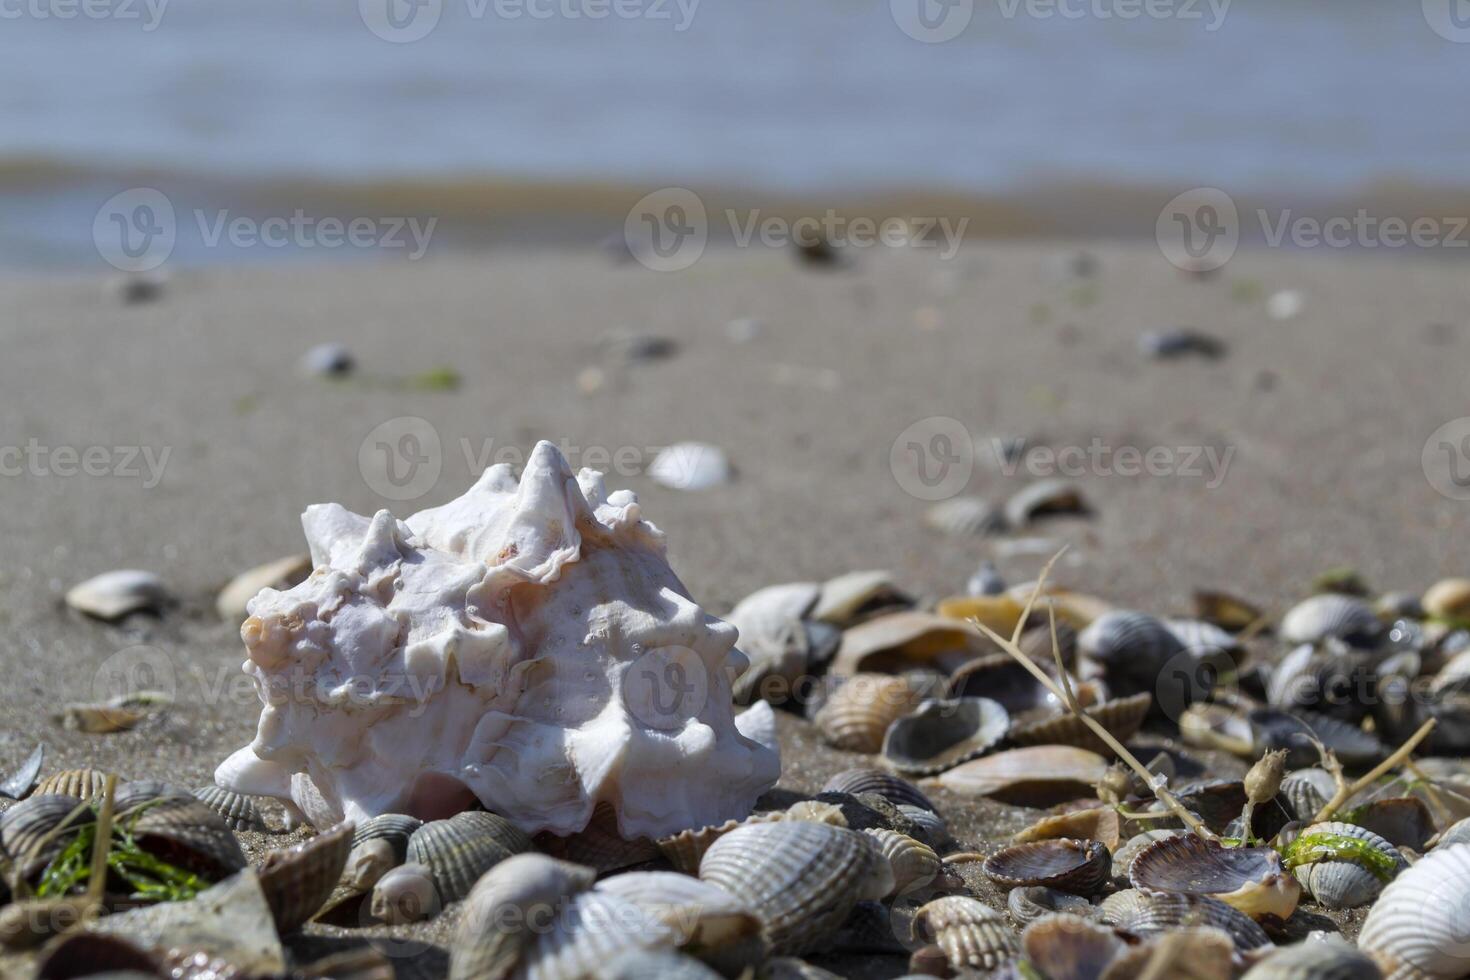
[1008, 692, 1152, 757]
[880, 697, 1009, 775]
[0, 794, 91, 878]
[726, 582, 821, 706]
[519, 890, 677, 980]
[1021, 913, 1125, 979]
[984, 839, 1110, 896]
[1006, 886, 1099, 927]
[1110, 831, 1185, 885]
[1434, 816, 1470, 850]
[656, 812, 785, 875]
[911, 895, 1019, 972]
[1359, 842, 1470, 978]
[862, 829, 940, 896]
[122, 796, 247, 880]
[258, 822, 354, 932]
[351, 813, 423, 863]
[1250, 708, 1384, 769]
[1130, 834, 1299, 919]
[113, 780, 192, 812]
[191, 784, 267, 833]
[924, 496, 1004, 537]
[1238, 941, 1382, 980]
[821, 768, 935, 812]
[815, 674, 923, 752]
[1286, 822, 1407, 910]
[1280, 594, 1381, 646]
[595, 871, 762, 956]
[1013, 807, 1122, 853]
[1078, 611, 1183, 671]
[406, 811, 533, 904]
[1098, 889, 1269, 951]
[1281, 769, 1336, 820]
[697, 821, 882, 956]
[449, 853, 597, 980]
[35, 769, 107, 800]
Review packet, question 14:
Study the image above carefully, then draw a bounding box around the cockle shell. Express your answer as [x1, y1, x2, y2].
[520, 890, 679, 980]
[1020, 914, 1125, 980]
[821, 768, 936, 812]
[1281, 768, 1336, 820]
[1099, 889, 1269, 951]
[1111, 830, 1186, 885]
[0, 794, 92, 879]
[595, 871, 764, 970]
[984, 839, 1110, 896]
[1358, 842, 1470, 978]
[406, 810, 533, 904]
[1238, 941, 1382, 980]
[862, 829, 940, 896]
[811, 570, 911, 627]
[725, 582, 821, 705]
[113, 780, 193, 814]
[815, 673, 922, 752]
[537, 802, 660, 874]
[352, 813, 422, 862]
[911, 895, 1019, 972]
[213, 441, 779, 839]
[449, 853, 596, 980]
[191, 784, 267, 833]
[599, 949, 724, 980]
[1008, 692, 1152, 757]
[1100, 926, 1235, 980]
[65, 570, 171, 620]
[1130, 834, 1300, 920]
[881, 697, 1009, 775]
[932, 746, 1109, 806]
[1013, 807, 1122, 853]
[1280, 594, 1381, 647]
[1078, 611, 1184, 693]
[36, 769, 108, 800]
[257, 822, 354, 932]
[1284, 821, 1407, 910]
[1007, 886, 1100, 927]
[698, 821, 888, 956]
[122, 796, 248, 880]
[1192, 590, 1263, 631]
[830, 612, 992, 676]
[924, 497, 1005, 537]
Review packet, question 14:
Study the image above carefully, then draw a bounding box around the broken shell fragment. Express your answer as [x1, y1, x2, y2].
[343, 838, 399, 892]
[881, 697, 1009, 776]
[812, 570, 912, 627]
[0, 744, 44, 799]
[65, 570, 171, 620]
[1129, 834, 1300, 920]
[55, 704, 144, 734]
[911, 895, 1019, 972]
[370, 862, 440, 924]
[933, 746, 1109, 806]
[1012, 807, 1122, 853]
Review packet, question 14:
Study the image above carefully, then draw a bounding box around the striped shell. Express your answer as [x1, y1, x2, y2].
[1005, 478, 1086, 527]
[896, 804, 948, 849]
[821, 768, 935, 812]
[35, 769, 107, 800]
[1434, 816, 1470, 850]
[880, 697, 1009, 775]
[1238, 941, 1382, 980]
[191, 784, 267, 833]
[1280, 594, 1381, 646]
[946, 652, 1056, 713]
[862, 829, 940, 896]
[1250, 708, 1384, 769]
[1021, 913, 1125, 979]
[983, 839, 1110, 896]
[1359, 843, 1470, 978]
[594, 870, 762, 958]
[924, 497, 1004, 537]
[698, 821, 886, 956]
[112, 781, 192, 813]
[122, 796, 247, 880]
[911, 895, 1019, 972]
[406, 811, 533, 904]
[1078, 611, 1183, 683]
[1100, 926, 1235, 980]
[351, 813, 422, 863]
[1013, 807, 1122, 853]
[1006, 886, 1100, 927]
[449, 853, 596, 980]
[1008, 692, 1152, 757]
[1281, 768, 1336, 820]
[1286, 822, 1407, 909]
[1099, 889, 1270, 951]
[933, 746, 1109, 806]
[814, 674, 923, 752]
[257, 822, 354, 932]
[518, 891, 677, 980]
[656, 812, 785, 875]
[1111, 831, 1186, 885]
[0, 794, 91, 878]
[1130, 835, 1300, 920]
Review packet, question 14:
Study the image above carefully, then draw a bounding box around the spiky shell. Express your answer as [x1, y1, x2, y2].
[1358, 842, 1470, 978]
[406, 811, 533, 904]
[984, 839, 1110, 896]
[911, 895, 1019, 972]
[191, 784, 267, 833]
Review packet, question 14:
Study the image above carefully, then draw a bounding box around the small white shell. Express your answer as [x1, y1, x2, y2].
[1280, 594, 1380, 646]
[369, 862, 439, 924]
[924, 497, 1004, 537]
[649, 442, 732, 490]
[1358, 841, 1470, 977]
[65, 570, 170, 620]
[299, 343, 354, 377]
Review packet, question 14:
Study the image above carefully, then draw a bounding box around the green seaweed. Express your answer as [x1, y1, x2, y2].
[1282, 831, 1399, 883]
[35, 802, 207, 903]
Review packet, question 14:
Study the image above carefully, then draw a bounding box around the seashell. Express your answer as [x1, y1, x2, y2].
[1004, 479, 1087, 528]
[1013, 806, 1121, 853]
[1280, 594, 1381, 647]
[1166, 618, 1243, 659]
[1111, 830, 1186, 884]
[1008, 692, 1152, 758]
[758, 959, 845, 980]
[1130, 834, 1300, 919]
[537, 803, 660, 874]
[258, 821, 354, 932]
[1078, 611, 1184, 693]
[924, 496, 1004, 537]
[1007, 886, 1100, 927]
[406, 810, 533, 904]
[214, 442, 779, 838]
[1359, 842, 1470, 978]
[1138, 327, 1226, 359]
[351, 813, 423, 862]
[897, 804, 949, 848]
[299, 342, 354, 377]
[1100, 926, 1235, 980]
[369, 862, 440, 924]
[818, 768, 931, 813]
[595, 870, 763, 970]
[449, 852, 596, 980]
[656, 812, 785, 876]
[1099, 888, 1270, 951]
[968, 560, 1007, 597]
[782, 801, 847, 826]
[1249, 707, 1384, 769]
[698, 821, 886, 956]
[599, 948, 725, 980]
[294, 947, 396, 980]
[65, 570, 171, 620]
[945, 652, 1056, 713]
[343, 838, 398, 891]
[830, 612, 992, 676]
[649, 442, 732, 490]
[1425, 578, 1470, 621]
[520, 890, 678, 980]
[1238, 941, 1382, 980]
[36, 769, 108, 800]
[1021, 913, 1125, 979]
[863, 829, 940, 896]
[56, 704, 144, 733]
[1193, 590, 1263, 631]
[881, 697, 1009, 776]
[1181, 702, 1256, 757]
[0, 794, 92, 879]
[112, 780, 192, 814]
[815, 673, 923, 752]
[1266, 644, 1377, 722]
[725, 582, 821, 705]
[1345, 796, 1436, 850]
[812, 570, 912, 626]
[911, 895, 1019, 972]
[0, 743, 44, 799]
[1433, 816, 1470, 850]
[933, 746, 1109, 806]
[122, 796, 248, 880]
[1283, 821, 1407, 910]
[1168, 779, 1297, 841]
[935, 592, 1026, 636]
[190, 784, 267, 832]
[1281, 768, 1336, 820]
[215, 554, 311, 622]
[984, 839, 1110, 896]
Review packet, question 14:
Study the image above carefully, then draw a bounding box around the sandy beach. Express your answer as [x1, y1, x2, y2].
[1, 240, 1467, 973]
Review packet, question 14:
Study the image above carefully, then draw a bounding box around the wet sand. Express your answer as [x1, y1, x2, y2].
[0, 240, 1465, 973]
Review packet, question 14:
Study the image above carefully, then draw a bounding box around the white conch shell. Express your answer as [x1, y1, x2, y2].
[215, 441, 780, 839]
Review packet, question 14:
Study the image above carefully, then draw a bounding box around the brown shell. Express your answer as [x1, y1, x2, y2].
[123, 796, 248, 880]
[1006, 886, 1100, 927]
[946, 653, 1056, 714]
[657, 812, 785, 875]
[862, 829, 940, 896]
[1012, 807, 1122, 853]
[815, 674, 923, 753]
[983, 839, 1110, 896]
[34, 770, 108, 801]
[1008, 693, 1152, 757]
[258, 822, 354, 933]
[1345, 796, 1436, 850]
[911, 895, 1019, 972]
[0, 795, 92, 880]
[1129, 835, 1299, 919]
[830, 612, 992, 676]
[1021, 913, 1125, 979]
[932, 746, 1109, 807]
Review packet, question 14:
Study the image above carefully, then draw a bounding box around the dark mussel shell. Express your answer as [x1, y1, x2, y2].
[984, 839, 1110, 896]
[1342, 796, 1436, 851]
